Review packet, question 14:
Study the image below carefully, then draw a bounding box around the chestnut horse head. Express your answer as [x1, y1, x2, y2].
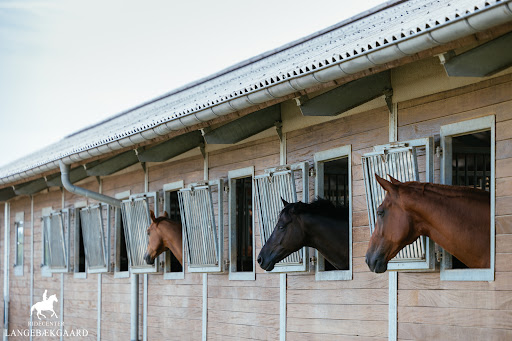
[257, 198, 349, 272]
[143, 211, 183, 266]
[366, 175, 490, 273]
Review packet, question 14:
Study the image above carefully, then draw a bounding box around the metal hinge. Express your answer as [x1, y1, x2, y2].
[309, 166, 316, 177]
[310, 256, 317, 266]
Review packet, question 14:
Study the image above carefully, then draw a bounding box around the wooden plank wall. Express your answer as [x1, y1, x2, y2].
[396, 73, 512, 340]
[206, 136, 281, 340]
[284, 106, 390, 340]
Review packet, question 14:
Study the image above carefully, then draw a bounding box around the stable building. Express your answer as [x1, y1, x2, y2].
[1, 0, 512, 340]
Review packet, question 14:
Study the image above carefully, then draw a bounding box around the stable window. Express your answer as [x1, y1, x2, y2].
[362, 138, 435, 271]
[79, 204, 110, 274]
[42, 209, 70, 273]
[253, 162, 309, 272]
[74, 208, 86, 278]
[228, 168, 255, 280]
[121, 192, 160, 274]
[440, 115, 495, 281]
[178, 180, 224, 273]
[14, 212, 24, 276]
[163, 181, 185, 280]
[314, 146, 352, 281]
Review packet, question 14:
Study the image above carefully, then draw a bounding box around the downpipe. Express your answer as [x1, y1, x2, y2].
[58, 161, 142, 340]
[58, 161, 121, 208]
[3, 203, 9, 341]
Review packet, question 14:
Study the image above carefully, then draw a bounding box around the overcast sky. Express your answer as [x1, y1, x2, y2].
[0, 0, 385, 168]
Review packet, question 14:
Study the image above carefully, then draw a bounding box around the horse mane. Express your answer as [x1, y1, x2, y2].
[402, 181, 490, 199]
[153, 216, 181, 225]
[287, 198, 349, 221]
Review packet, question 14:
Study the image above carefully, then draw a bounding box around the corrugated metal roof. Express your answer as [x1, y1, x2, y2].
[1, 0, 511, 184]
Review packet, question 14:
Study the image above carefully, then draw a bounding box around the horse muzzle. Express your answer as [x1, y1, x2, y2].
[365, 251, 388, 274]
[257, 254, 275, 272]
[144, 252, 155, 265]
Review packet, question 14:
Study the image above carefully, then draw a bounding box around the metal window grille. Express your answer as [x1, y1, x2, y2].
[362, 138, 435, 271]
[15, 221, 23, 267]
[42, 211, 69, 272]
[121, 193, 159, 273]
[178, 180, 223, 272]
[79, 204, 109, 272]
[253, 163, 309, 272]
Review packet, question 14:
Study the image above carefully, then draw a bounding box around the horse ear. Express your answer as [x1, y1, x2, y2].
[388, 175, 402, 185]
[150, 210, 156, 222]
[281, 197, 289, 206]
[375, 174, 397, 194]
[163, 211, 169, 218]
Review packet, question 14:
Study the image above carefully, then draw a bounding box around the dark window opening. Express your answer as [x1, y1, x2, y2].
[323, 157, 349, 271]
[166, 191, 183, 273]
[77, 219, 86, 273]
[451, 130, 491, 269]
[236, 177, 253, 272]
[119, 210, 129, 272]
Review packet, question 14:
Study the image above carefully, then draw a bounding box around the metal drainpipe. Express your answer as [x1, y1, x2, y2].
[58, 161, 143, 340]
[58, 161, 121, 208]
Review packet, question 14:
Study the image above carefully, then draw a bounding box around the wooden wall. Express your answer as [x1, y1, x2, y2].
[395, 73, 512, 340]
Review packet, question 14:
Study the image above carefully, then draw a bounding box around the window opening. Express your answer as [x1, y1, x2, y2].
[164, 190, 183, 274]
[15, 221, 23, 267]
[235, 177, 253, 272]
[441, 117, 494, 281]
[323, 157, 349, 271]
[76, 216, 86, 273]
[115, 207, 129, 274]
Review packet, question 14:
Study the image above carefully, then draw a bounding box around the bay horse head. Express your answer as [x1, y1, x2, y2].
[144, 211, 183, 266]
[258, 198, 349, 272]
[365, 175, 420, 273]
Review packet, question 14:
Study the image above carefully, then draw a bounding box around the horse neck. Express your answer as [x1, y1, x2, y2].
[301, 214, 349, 269]
[401, 185, 490, 267]
[160, 221, 183, 262]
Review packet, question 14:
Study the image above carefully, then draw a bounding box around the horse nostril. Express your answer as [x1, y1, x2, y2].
[257, 255, 262, 265]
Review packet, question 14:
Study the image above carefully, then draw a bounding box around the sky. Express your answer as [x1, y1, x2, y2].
[0, 0, 386, 168]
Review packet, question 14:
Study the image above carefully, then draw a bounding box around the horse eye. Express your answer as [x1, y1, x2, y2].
[377, 209, 385, 217]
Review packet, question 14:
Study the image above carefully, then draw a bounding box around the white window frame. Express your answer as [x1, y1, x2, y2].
[163, 181, 185, 280]
[440, 115, 495, 281]
[43, 209, 71, 273]
[228, 167, 256, 281]
[41, 207, 53, 277]
[314, 145, 352, 281]
[362, 137, 436, 271]
[114, 191, 130, 278]
[253, 162, 310, 273]
[179, 179, 224, 273]
[121, 192, 160, 274]
[14, 211, 24, 277]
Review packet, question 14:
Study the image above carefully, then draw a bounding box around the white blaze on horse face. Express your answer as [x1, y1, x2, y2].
[30, 290, 59, 320]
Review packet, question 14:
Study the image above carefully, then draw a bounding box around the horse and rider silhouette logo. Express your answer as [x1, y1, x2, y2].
[30, 290, 58, 320]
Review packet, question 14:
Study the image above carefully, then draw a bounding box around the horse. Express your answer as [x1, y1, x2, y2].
[143, 210, 183, 266]
[365, 174, 490, 273]
[257, 198, 349, 272]
[30, 293, 58, 320]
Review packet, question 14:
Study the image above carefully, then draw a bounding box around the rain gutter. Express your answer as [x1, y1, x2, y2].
[1, 1, 512, 186]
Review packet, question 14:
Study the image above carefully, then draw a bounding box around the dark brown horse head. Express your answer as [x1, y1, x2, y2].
[365, 175, 420, 273]
[144, 210, 170, 265]
[257, 198, 307, 271]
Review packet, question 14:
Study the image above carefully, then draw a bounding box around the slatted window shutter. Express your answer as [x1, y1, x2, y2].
[178, 180, 223, 273]
[253, 163, 309, 272]
[362, 138, 435, 271]
[43, 210, 69, 272]
[121, 193, 159, 273]
[79, 204, 109, 273]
